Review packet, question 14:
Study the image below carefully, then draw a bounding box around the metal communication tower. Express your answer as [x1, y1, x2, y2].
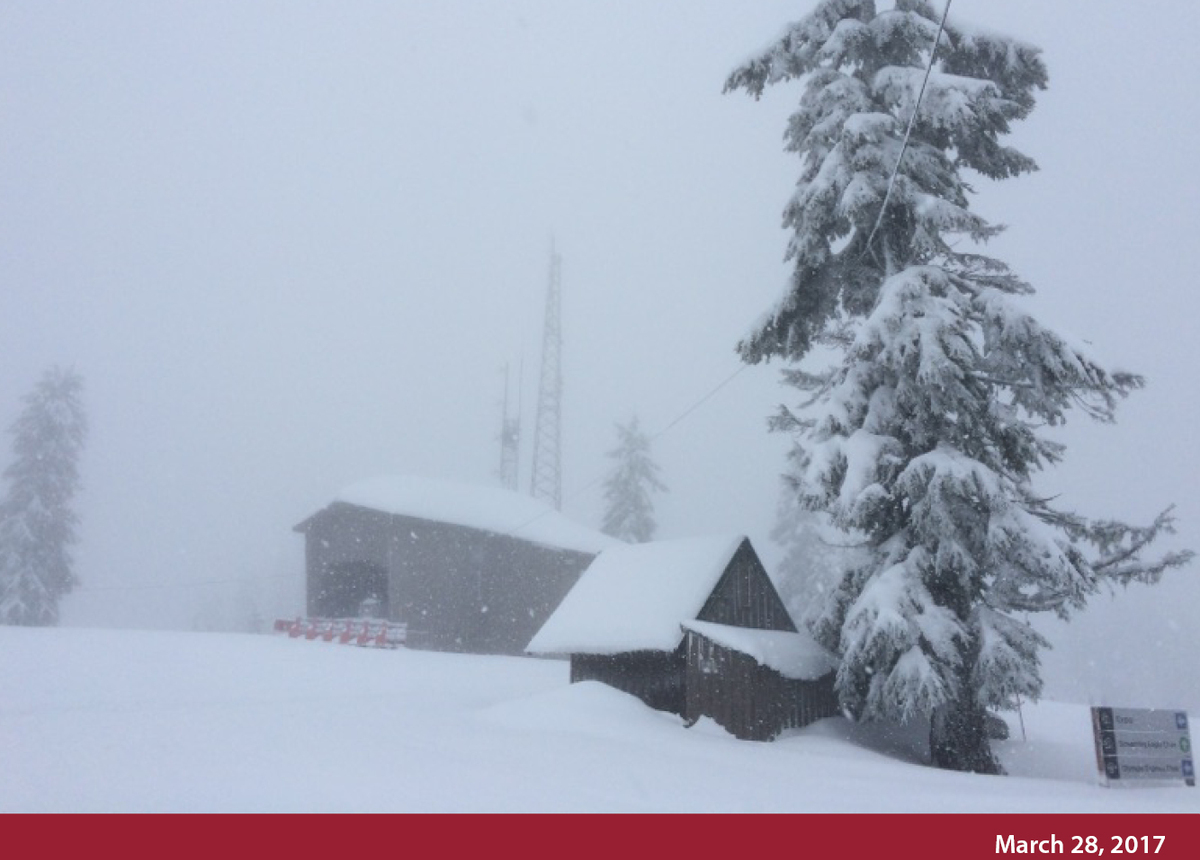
[530, 246, 563, 510]
[497, 362, 521, 492]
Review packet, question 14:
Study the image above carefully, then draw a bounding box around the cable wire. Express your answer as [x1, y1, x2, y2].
[863, 0, 953, 260]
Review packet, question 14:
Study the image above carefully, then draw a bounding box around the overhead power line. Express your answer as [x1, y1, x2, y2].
[509, 360, 754, 537]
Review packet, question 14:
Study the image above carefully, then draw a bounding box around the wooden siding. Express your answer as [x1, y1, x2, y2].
[304, 504, 394, 621]
[695, 540, 796, 633]
[571, 650, 686, 715]
[684, 629, 839, 741]
[299, 502, 594, 655]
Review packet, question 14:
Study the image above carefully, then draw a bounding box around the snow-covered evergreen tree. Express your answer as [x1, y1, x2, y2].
[726, 0, 1191, 773]
[0, 367, 88, 626]
[772, 493, 867, 633]
[600, 416, 666, 543]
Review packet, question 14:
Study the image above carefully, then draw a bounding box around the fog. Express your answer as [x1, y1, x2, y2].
[2, 1, 1196, 709]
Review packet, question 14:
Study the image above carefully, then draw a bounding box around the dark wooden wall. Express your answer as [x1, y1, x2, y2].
[571, 650, 686, 715]
[684, 629, 839, 741]
[298, 502, 594, 655]
[301, 504, 393, 620]
[696, 540, 796, 633]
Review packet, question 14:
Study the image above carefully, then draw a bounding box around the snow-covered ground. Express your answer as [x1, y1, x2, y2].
[2, 627, 1195, 813]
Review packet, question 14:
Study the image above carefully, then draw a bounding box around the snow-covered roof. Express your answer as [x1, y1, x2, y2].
[328, 475, 620, 555]
[527, 535, 746, 655]
[681, 620, 837, 682]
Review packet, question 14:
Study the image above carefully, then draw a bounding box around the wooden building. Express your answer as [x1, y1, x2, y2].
[294, 476, 618, 655]
[527, 535, 839, 741]
[682, 620, 839, 741]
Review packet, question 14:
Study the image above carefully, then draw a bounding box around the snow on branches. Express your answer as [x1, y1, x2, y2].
[726, 0, 1046, 364]
[727, 1, 1190, 773]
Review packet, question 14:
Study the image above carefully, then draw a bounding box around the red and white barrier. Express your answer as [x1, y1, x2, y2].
[273, 617, 406, 649]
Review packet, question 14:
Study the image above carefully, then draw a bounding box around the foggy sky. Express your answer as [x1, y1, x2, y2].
[2, 1, 1197, 709]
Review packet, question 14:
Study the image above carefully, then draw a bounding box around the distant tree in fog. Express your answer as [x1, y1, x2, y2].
[0, 367, 87, 626]
[601, 416, 666, 543]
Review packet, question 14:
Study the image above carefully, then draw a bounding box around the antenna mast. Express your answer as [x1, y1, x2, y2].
[498, 363, 521, 492]
[530, 244, 563, 510]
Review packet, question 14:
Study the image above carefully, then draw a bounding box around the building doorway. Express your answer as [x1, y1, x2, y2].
[315, 560, 388, 618]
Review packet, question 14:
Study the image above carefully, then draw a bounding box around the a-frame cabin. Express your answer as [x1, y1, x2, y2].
[528, 535, 838, 740]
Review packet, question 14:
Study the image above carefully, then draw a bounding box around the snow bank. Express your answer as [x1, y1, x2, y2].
[3, 627, 1195, 812]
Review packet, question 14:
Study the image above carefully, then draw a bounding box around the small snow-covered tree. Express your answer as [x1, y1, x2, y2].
[0, 367, 88, 626]
[601, 416, 666, 543]
[726, 0, 1191, 773]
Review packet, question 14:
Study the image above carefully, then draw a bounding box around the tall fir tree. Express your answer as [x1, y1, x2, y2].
[772, 495, 867, 633]
[0, 366, 88, 626]
[726, 0, 1191, 772]
[601, 416, 666, 543]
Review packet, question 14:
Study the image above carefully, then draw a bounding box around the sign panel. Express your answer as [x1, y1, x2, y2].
[1092, 706, 1194, 787]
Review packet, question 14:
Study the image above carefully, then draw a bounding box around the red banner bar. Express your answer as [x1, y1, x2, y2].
[5, 814, 1197, 859]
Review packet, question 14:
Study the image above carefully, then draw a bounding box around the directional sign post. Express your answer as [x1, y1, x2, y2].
[1092, 706, 1194, 787]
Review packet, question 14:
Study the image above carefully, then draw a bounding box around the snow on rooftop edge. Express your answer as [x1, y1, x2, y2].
[333, 475, 620, 555]
[527, 534, 747, 656]
[682, 619, 837, 681]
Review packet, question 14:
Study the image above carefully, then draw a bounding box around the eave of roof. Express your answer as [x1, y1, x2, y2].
[682, 619, 837, 681]
[294, 475, 619, 555]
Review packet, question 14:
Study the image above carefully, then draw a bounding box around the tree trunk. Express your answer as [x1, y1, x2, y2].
[930, 699, 1002, 774]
